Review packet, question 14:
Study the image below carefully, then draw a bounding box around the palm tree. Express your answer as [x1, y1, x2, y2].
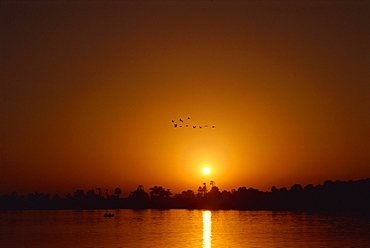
[165, 189, 172, 198]
[197, 186, 203, 197]
[114, 188, 122, 198]
[149, 186, 159, 197]
[203, 182, 207, 195]
[96, 188, 102, 196]
[149, 186, 170, 198]
[130, 185, 149, 199]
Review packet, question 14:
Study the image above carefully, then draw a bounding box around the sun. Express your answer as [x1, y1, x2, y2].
[202, 167, 211, 175]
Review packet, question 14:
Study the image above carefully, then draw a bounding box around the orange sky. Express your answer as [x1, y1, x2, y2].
[1, 1, 369, 196]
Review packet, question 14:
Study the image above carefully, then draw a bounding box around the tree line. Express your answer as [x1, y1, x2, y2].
[1, 178, 369, 212]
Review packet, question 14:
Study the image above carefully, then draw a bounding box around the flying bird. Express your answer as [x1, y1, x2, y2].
[170, 117, 216, 130]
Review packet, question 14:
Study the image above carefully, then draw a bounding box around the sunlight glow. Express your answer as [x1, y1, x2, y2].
[202, 210, 212, 248]
[202, 167, 211, 175]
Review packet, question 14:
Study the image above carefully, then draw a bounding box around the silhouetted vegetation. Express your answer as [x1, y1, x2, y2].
[1, 178, 369, 213]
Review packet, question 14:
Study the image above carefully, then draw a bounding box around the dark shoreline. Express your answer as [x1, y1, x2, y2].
[1, 178, 369, 212]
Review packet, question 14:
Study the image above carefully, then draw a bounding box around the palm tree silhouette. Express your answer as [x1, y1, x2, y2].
[96, 188, 102, 196]
[114, 188, 122, 198]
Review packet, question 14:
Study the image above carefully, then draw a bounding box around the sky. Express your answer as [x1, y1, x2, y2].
[1, 0, 369, 196]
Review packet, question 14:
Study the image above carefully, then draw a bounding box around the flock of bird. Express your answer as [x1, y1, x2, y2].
[171, 117, 215, 129]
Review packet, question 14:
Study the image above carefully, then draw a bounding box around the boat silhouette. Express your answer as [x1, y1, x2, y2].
[104, 213, 114, 217]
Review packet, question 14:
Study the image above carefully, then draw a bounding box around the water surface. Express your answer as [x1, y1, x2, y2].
[0, 209, 369, 247]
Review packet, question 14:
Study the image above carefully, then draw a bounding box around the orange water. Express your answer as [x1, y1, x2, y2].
[1, 209, 369, 247]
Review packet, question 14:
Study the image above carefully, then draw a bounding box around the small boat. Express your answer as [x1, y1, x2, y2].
[104, 213, 114, 217]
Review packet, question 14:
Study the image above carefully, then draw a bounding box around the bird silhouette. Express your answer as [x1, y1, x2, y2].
[170, 117, 216, 130]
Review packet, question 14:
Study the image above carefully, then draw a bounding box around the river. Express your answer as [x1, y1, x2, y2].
[1, 209, 369, 247]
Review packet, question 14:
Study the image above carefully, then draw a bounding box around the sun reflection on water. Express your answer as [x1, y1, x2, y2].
[202, 210, 212, 248]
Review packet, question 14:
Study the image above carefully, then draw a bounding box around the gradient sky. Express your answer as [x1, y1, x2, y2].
[1, 0, 369, 196]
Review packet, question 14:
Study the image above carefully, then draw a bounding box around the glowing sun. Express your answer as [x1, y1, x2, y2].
[202, 167, 211, 175]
